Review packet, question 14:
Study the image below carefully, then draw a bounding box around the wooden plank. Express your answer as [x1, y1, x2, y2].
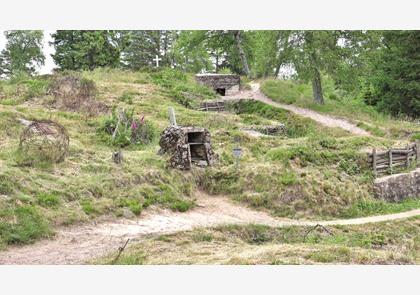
[389, 150, 393, 174]
[372, 148, 377, 176]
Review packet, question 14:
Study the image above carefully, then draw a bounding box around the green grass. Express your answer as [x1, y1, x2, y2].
[150, 68, 216, 108]
[0, 206, 52, 248]
[260, 79, 303, 104]
[260, 78, 420, 139]
[340, 198, 420, 218]
[97, 217, 420, 264]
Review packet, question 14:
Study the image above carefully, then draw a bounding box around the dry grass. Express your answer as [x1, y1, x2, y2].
[97, 217, 419, 265]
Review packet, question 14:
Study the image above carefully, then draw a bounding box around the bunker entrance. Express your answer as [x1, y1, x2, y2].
[187, 131, 204, 143]
[190, 143, 207, 162]
[216, 88, 226, 96]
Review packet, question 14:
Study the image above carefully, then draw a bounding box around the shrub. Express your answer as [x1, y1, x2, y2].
[99, 108, 157, 147]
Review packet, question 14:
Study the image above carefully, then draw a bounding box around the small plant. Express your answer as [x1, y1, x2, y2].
[80, 199, 97, 215]
[170, 199, 194, 212]
[36, 192, 60, 207]
[100, 108, 156, 147]
[119, 91, 139, 104]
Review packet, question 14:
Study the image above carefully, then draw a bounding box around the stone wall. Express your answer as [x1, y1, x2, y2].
[195, 74, 240, 95]
[159, 126, 217, 170]
[373, 168, 420, 202]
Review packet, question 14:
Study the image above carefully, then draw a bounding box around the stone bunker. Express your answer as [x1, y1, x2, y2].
[195, 74, 240, 96]
[374, 168, 420, 202]
[159, 126, 217, 170]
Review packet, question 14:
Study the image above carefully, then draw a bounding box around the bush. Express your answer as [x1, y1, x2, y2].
[99, 108, 157, 147]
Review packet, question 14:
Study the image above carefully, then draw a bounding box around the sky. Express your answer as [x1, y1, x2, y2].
[0, 30, 56, 74]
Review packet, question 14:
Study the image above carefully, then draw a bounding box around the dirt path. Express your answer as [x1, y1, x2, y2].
[0, 192, 418, 265]
[224, 83, 370, 136]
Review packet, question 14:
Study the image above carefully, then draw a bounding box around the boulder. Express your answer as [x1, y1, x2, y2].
[373, 168, 420, 202]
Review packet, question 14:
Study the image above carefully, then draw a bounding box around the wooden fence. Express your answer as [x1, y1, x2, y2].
[368, 142, 419, 176]
[199, 101, 226, 112]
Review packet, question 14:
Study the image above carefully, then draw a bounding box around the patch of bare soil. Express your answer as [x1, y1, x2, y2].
[0, 191, 419, 265]
[224, 82, 370, 136]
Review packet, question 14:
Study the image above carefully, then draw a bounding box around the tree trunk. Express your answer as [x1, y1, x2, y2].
[274, 61, 282, 78]
[311, 68, 324, 104]
[233, 31, 251, 77]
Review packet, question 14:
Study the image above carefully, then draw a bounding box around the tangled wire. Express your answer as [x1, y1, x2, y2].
[19, 120, 69, 163]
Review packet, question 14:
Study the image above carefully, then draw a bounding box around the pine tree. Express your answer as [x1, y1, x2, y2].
[370, 31, 420, 118]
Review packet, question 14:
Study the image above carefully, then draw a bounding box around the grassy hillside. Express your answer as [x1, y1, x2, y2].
[97, 217, 420, 265]
[260, 79, 420, 139]
[0, 68, 419, 249]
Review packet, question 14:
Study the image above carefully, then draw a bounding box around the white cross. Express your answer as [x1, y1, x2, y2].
[153, 54, 162, 67]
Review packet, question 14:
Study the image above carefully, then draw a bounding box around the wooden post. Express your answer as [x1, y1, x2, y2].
[416, 141, 420, 163]
[372, 148, 377, 176]
[389, 149, 393, 174]
[168, 107, 177, 126]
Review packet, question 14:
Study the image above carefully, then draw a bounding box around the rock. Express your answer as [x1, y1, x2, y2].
[373, 168, 420, 202]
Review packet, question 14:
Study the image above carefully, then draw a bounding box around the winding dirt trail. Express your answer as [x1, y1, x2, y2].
[224, 82, 370, 136]
[0, 192, 418, 265]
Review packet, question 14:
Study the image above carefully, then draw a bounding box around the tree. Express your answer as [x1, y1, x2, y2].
[288, 30, 351, 104]
[171, 31, 213, 73]
[51, 30, 120, 70]
[172, 30, 253, 75]
[0, 30, 45, 77]
[121, 30, 177, 69]
[248, 30, 293, 78]
[232, 30, 250, 77]
[369, 31, 420, 118]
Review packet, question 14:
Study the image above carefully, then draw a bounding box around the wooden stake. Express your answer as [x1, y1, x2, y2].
[389, 150, 393, 174]
[373, 148, 377, 176]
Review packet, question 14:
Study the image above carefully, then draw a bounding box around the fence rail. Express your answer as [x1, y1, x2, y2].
[368, 142, 419, 176]
[199, 101, 226, 112]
